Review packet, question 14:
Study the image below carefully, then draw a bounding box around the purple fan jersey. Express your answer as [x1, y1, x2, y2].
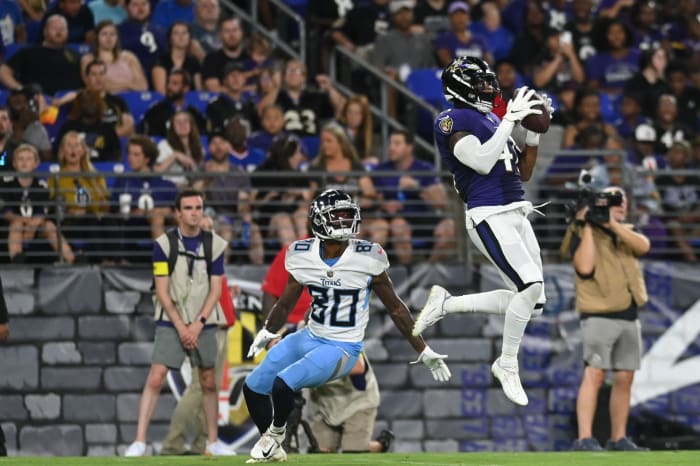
[434, 107, 524, 208]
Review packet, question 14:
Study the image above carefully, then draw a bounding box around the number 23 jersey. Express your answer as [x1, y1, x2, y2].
[285, 238, 389, 343]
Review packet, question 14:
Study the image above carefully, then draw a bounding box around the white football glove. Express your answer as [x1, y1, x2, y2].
[503, 86, 542, 123]
[410, 345, 452, 382]
[247, 328, 281, 358]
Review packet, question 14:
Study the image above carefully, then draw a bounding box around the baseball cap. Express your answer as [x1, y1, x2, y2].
[448, 1, 470, 14]
[389, 0, 414, 14]
[634, 123, 656, 143]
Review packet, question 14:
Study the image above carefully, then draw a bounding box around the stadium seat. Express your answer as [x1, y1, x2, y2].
[301, 136, 320, 158]
[185, 90, 218, 114]
[66, 43, 92, 56]
[405, 68, 449, 109]
[118, 91, 164, 126]
[93, 162, 126, 189]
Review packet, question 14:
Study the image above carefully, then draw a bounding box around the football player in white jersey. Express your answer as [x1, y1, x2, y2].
[242, 189, 451, 463]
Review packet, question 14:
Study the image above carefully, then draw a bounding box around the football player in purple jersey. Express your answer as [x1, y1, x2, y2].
[414, 56, 551, 407]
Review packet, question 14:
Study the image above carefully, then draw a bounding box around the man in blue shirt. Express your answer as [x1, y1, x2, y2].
[118, 0, 167, 78]
[374, 129, 454, 265]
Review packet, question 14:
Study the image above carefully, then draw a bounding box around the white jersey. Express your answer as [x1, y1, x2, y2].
[285, 238, 390, 343]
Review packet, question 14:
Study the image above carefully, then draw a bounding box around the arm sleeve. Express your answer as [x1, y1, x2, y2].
[452, 119, 515, 174]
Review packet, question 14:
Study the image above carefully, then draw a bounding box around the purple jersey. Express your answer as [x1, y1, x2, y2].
[585, 49, 640, 92]
[434, 107, 524, 208]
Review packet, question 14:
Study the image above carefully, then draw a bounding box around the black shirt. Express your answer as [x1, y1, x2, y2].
[201, 49, 251, 82]
[54, 119, 121, 162]
[276, 89, 335, 137]
[0, 175, 52, 217]
[205, 94, 260, 133]
[7, 46, 82, 95]
[154, 53, 201, 80]
[103, 93, 130, 128]
[141, 99, 207, 137]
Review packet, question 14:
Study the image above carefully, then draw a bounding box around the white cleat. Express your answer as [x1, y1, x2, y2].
[413, 285, 449, 336]
[124, 441, 146, 457]
[205, 439, 237, 456]
[246, 427, 287, 463]
[491, 357, 528, 406]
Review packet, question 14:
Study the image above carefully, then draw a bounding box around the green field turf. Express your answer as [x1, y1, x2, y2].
[1, 451, 699, 466]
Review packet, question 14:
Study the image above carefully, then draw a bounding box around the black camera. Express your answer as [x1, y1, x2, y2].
[566, 171, 623, 225]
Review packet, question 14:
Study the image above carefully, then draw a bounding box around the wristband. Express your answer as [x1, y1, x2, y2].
[525, 130, 540, 147]
[199, 315, 207, 325]
[574, 219, 586, 227]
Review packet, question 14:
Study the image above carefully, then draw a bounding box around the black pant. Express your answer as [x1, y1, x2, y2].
[0, 423, 7, 456]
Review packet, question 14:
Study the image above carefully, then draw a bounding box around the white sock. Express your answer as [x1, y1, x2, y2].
[270, 424, 285, 435]
[443, 289, 514, 315]
[499, 291, 533, 369]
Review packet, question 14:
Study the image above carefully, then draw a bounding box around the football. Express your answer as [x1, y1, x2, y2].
[520, 91, 551, 134]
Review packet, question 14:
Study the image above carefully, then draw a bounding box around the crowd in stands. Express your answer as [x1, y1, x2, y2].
[0, 0, 698, 264]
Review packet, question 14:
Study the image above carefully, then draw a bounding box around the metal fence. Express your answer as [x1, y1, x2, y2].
[1, 159, 697, 266]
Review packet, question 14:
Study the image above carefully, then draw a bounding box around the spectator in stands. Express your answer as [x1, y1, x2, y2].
[159, 76, 208, 134]
[89, 0, 127, 25]
[81, 58, 135, 138]
[152, 21, 202, 95]
[0, 0, 26, 45]
[652, 94, 695, 151]
[374, 129, 454, 265]
[337, 95, 375, 168]
[630, 122, 665, 170]
[191, 0, 221, 57]
[434, 2, 492, 68]
[152, 0, 193, 31]
[470, 1, 514, 62]
[613, 90, 648, 145]
[306, 0, 346, 75]
[201, 16, 250, 92]
[563, 87, 619, 149]
[48, 131, 110, 257]
[563, 0, 597, 63]
[247, 104, 286, 155]
[371, 1, 435, 118]
[258, 59, 344, 138]
[0, 144, 74, 263]
[532, 27, 585, 97]
[629, 0, 664, 51]
[308, 124, 385, 243]
[656, 140, 700, 262]
[624, 46, 670, 119]
[331, 0, 390, 61]
[203, 132, 263, 264]
[39, 0, 95, 44]
[0, 107, 18, 171]
[55, 89, 121, 162]
[118, 0, 167, 80]
[6, 88, 51, 162]
[154, 110, 204, 189]
[596, 0, 634, 21]
[81, 20, 148, 93]
[508, 2, 550, 77]
[141, 69, 206, 137]
[412, 0, 449, 38]
[223, 115, 266, 173]
[666, 62, 700, 133]
[109, 134, 177, 258]
[205, 61, 259, 134]
[0, 15, 82, 95]
[17, 0, 46, 23]
[252, 134, 312, 248]
[585, 19, 640, 98]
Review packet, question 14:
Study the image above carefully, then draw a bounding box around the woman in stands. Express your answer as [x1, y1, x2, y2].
[562, 87, 619, 148]
[48, 131, 110, 260]
[154, 110, 205, 189]
[337, 95, 377, 170]
[152, 21, 203, 95]
[81, 20, 148, 93]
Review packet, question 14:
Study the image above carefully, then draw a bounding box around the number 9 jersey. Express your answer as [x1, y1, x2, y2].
[434, 106, 525, 209]
[285, 237, 389, 343]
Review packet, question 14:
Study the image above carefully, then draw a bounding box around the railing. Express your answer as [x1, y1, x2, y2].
[222, 0, 306, 64]
[329, 46, 442, 168]
[2, 162, 697, 267]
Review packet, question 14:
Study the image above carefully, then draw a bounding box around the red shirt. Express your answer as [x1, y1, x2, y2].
[261, 246, 312, 324]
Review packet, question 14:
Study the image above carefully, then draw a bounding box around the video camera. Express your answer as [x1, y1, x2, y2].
[565, 170, 624, 225]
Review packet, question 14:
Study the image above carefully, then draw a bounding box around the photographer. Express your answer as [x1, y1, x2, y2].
[561, 186, 650, 452]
